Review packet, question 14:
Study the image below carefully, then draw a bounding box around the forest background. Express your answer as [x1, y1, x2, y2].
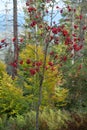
[0, 0, 87, 130]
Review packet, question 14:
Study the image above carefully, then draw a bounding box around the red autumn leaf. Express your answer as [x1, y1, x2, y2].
[65, 36, 71, 45]
[1, 39, 5, 43]
[50, 51, 54, 56]
[46, 9, 49, 13]
[79, 15, 83, 20]
[0, 45, 2, 48]
[35, 15, 39, 19]
[26, 59, 31, 64]
[53, 21, 56, 24]
[68, 8, 72, 12]
[74, 25, 78, 29]
[47, 26, 51, 31]
[46, 0, 51, 3]
[30, 21, 37, 27]
[5, 43, 8, 47]
[32, 62, 36, 66]
[57, 27, 61, 32]
[83, 26, 87, 30]
[50, 35, 54, 40]
[52, 27, 58, 34]
[78, 37, 80, 41]
[75, 46, 80, 51]
[72, 33, 77, 37]
[39, 25, 43, 28]
[79, 44, 83, 50]
[10, 62, 17, 68]
[65, 41, 69, 45]
[26, 2, 29, 6]
[48, 61, 54, 66]
[68, 46, 73, 51]
[74, 38, 77, 42]
[54, 41, 59, 45]
[30, 68, 36, 75]
[54, 54, 58, 59]
[73, 44, 83, 51]
[12, 37, 16, 42]
[60, 9, 63, 13]
[35, 61, 42, 67]
[62, 30, 68, 36]
[56, 6, 59, 9]
[67, 6, 72, 12]
[73, 8, 76, 12]
[62, 56, 67, 62]
[35, 67, 39, 72]
[73, 43, 77, 48]
[19, 60, 23, 65]
[20, 38, 24, 43]
[28, 7, 36, 13]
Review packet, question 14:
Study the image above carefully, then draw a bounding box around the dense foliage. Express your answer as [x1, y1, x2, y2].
[0, 0, 87, 130]
[0, 62, 29, 117]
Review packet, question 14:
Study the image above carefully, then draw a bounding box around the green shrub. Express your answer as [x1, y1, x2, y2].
[0, 112, 36, 130]
[39, 108, 70, 130]
[0, 110, 70, 130]
[2, 110, 87, 130]
[24, 111, 36, 130]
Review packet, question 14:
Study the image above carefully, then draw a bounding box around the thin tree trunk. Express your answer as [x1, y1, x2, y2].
[71, 5, 75, 65]
[35, 43, 48, 130]
[36, 76, 43, 130]
[13, 0, 18, 78]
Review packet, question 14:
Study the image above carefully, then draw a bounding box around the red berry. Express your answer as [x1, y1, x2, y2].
[60, 9, 63, 13]
[30, 21, 37, 27]
[48, 61, 54, 66]
[19, 60, 23, 65]
[74, 25, 78, 29]
[26, 59, 31, 64]
[20, 38, 24, 43]
[50, 51, 54, 56]
[12, 37, 16, 42]
[1, 39, 5, 43]
[83, 26, 87, 30]
[35, 61, 42, 67]
[30, 68, 36, 75]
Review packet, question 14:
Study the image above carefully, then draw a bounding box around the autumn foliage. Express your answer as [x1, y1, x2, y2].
[0, 0, 87, 130]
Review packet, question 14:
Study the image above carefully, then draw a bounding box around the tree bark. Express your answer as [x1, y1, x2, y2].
[35, 43, 48, 130]
[13, 0, 18, 78]
[36, 76, 43, 130]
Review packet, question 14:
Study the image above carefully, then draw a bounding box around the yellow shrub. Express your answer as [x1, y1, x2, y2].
[0, 62, 27, 116]
[18, 44, 68, 108]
